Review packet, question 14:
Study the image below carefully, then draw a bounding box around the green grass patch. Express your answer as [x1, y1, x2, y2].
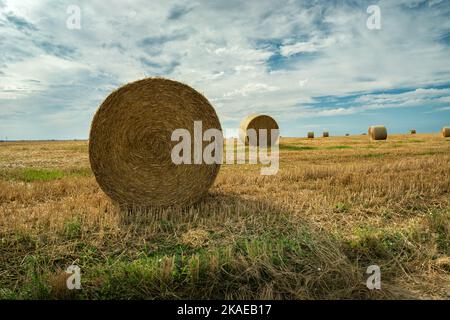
[426, 209, 450, 253]
[21, 169, 65, 182]
[0, 168, 92, 182]
[69, 232, 341, 299]
[345, 226, 410, 260]
[415, 151, 441, 156]
[4, 220, 365, 299]
[334, 202, 349, 213]
[279, 144, 317, 151]
[63, 218, 82, 240]
[324, 145, 352, 150]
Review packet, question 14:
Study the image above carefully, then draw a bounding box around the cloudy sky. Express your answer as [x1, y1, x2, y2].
[1, 0, 450, 139]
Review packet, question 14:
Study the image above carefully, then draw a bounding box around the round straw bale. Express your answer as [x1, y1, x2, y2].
[89, 78, 222, 208]
[323, 131, 329, 138]
[238, 114, 279, 146]
[370, 125, 387, 140]
[368, 126, 373, 136]
[409, 129, 416, 134]
[443, 126, 450, 137]
[307, 132, 314, 139]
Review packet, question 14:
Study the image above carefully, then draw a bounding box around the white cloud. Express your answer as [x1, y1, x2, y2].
[298, 78, 309, 88]
[0, 0, 450, 138]
[280, 41, 318, 56]
[223, 83, 279, 97]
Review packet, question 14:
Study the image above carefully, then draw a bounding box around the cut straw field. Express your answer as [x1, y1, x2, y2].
[0, 134, 449, 299]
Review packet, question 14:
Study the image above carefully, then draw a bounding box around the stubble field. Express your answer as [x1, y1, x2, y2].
[0, 133, 449, 299]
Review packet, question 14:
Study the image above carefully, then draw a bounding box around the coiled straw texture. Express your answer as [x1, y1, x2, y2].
[89, 78, 222, 208]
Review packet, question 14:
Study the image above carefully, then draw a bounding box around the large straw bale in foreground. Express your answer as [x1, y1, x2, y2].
[369, 125, 387, 140]
[442, 126, 450, 137]
[238, 114, 279, 146]
[89, 78, 222, 208]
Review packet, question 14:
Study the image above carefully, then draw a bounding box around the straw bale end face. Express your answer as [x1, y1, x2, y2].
[369, 125, 387, 140]
[89, 78, 222, 208]
[442, 126, 450, 138]
[239, 114, 279, 146]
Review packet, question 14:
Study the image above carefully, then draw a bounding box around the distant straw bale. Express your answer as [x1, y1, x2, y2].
[443, 126, 450, 137]
[369, 125, 387, 140]
[238, 114, 279, 146]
